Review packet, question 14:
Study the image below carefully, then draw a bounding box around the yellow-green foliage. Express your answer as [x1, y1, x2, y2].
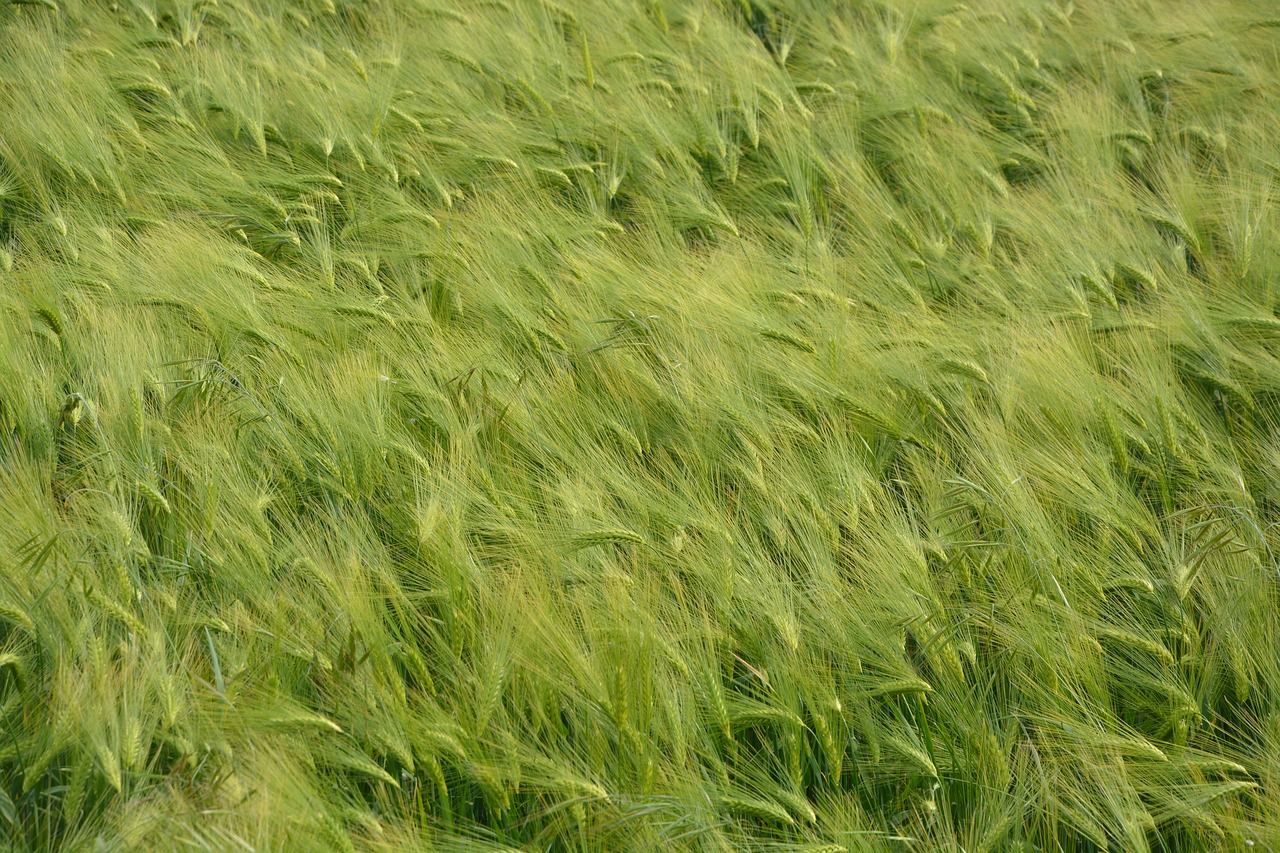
[1, 0, 1279, 849]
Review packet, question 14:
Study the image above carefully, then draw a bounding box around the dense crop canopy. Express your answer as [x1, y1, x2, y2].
[1, 0, 1279, 849]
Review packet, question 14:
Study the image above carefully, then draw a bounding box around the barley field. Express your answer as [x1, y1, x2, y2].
[1, 0, 1279, 849]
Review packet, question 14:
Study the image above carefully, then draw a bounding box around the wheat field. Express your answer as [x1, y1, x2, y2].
[1, 0, 1279, 849]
